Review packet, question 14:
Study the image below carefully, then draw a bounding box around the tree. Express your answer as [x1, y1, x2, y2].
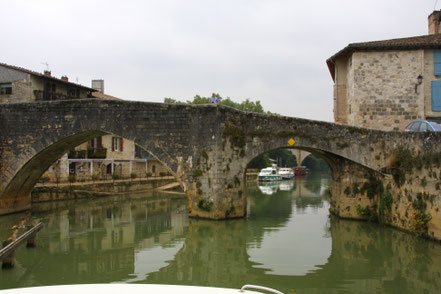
[302, 154, 330, 173]
[248, 149, 297, 169]
[164, 94, 279, 115]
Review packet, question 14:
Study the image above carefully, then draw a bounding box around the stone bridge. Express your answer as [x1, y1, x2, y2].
[1, 100, 441, 239]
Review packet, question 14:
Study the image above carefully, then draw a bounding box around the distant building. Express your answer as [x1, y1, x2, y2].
[44, 135, 169, 181]
[0, 62, 97, 103]
[327, 11, 441, 130]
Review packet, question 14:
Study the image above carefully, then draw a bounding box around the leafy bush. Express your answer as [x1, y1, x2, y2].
[68, 175, 76, 183]
[91, 173, 99, 181]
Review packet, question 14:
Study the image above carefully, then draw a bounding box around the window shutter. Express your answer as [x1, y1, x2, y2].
[120, 138, 124, 152]
[431, 80, 441, 111]
[98, 136, 102, 148]
[112, 137, 115, 151]
[435, 51, 441, 76]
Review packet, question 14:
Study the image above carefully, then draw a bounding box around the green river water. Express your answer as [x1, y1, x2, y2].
[1, 174, 441, 293]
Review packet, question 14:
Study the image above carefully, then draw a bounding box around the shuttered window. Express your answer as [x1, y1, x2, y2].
[431, 80, 441, 111]
[435, 50, 441, 76]
[112, 137, 124, 151]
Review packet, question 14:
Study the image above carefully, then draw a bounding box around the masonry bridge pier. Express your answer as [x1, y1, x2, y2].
[1, 100, 441, 240]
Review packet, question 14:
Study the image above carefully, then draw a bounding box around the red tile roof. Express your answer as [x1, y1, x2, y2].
[0, 62, 97, 91]
[91, 91, 122, 100]
[326, 34, 441, 80]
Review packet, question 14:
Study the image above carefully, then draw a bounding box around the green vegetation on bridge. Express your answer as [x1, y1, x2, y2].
[164, 94, 279, 115]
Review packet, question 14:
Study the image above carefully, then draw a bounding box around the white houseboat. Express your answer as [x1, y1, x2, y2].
[258, 166, 282, 181]
[278, 168, 295, 180]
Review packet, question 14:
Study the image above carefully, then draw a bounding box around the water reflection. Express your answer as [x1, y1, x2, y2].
[258, 180, 295, 195]
[0, 175, 441, 294]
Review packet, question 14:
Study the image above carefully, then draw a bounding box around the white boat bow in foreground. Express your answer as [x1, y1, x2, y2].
[0, 284, 284, 294]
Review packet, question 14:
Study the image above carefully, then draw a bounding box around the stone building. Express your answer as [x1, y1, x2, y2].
[327, 11, 441, 130]
[0, 62, 97, 103]
[44, 134, 170, 182]
[44, 134, 170, 181]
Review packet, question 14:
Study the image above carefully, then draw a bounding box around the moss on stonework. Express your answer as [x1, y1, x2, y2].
[389, 147, 414, 186]
[411, 211, 432, 237]
[198, 198, 213, 211]
[379, 192, 392, 221]
[193, 169, 203, 178]
[336, 142, 349, 149]
[225, 204, 235, 217]
[356, 204, 378, 222]
[352, 183, 360, 194]
[360, 173, 384, 199]
[222, 124, 246, 149]
[421, 176, 427, 187]
[389, 147, 441, 186]
[201, 150, 209, 161]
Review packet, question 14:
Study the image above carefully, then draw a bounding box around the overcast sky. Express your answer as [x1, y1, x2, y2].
[2, 0, 440, 121]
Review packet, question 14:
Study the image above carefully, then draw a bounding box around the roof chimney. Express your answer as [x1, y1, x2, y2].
[429, 10, 441, 34]
[91, 79, 104, 93]
[61, 76, 68, 82]
[44, 70, 51, 77]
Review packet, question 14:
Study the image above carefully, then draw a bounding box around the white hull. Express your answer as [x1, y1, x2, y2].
[0, 284, 283, 294]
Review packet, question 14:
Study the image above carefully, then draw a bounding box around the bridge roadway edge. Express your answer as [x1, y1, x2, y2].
[1, 100, 441, 240]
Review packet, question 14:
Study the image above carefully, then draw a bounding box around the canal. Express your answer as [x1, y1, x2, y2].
[1, 174, 441, 293]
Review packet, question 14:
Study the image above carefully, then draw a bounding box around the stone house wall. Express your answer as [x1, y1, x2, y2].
[0, 67, 33, 103]
[334, 59, 348, 123]
[147, 159, 169, 176]
[337, 50, 430, 130]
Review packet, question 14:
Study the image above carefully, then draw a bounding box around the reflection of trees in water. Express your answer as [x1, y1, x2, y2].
[293, 195, 324, 211]
[144, 218, 263, 289]
[302, 173, 329, 194]
[298, 173, 330, 196]
[328, 215, 441, 293]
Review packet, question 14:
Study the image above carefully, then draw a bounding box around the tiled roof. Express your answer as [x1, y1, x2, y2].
[326, 34, 441, 80]
[0, 62, 97, 91]
[91, 91, 122, 100]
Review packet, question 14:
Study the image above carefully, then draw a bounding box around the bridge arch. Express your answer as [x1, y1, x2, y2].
[244, 144, 358, 183]
[3, 129, 186, 213]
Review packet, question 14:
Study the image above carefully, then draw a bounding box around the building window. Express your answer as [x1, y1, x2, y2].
[135, 145, 142, 158]
[112, 137, 123, 152]
[0, 83, 12, 95]
[91, 136, 103, 149]
[431, 80, 441, 111]
[435, 50, 441, 76]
